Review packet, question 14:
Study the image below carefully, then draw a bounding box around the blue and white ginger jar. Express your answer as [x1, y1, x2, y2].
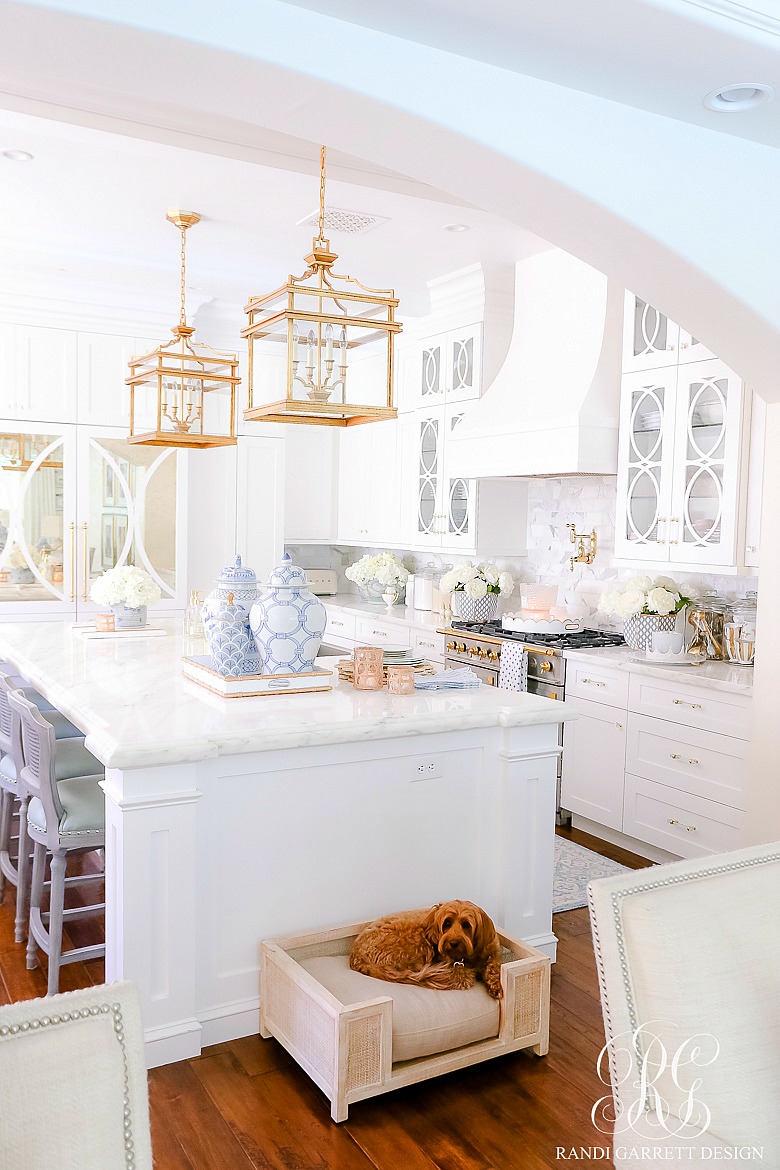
[203, 555, 261, 673]
[205, 593, 259, 677]
[249, 554, 326, 675]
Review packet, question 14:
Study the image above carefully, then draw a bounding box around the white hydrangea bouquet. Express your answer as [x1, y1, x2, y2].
[440, 561, 514, 621]
[91, 565, 162, 628]
[346, 551, 409, 603]
[599, 574, 691, 652]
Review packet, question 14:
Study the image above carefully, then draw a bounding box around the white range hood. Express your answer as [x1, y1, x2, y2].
[447, 248, 622, 478]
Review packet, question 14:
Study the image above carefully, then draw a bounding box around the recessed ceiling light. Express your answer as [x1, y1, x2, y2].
[444, 223, 470, 233]
[1, 149, 34, 161]
[704, 83, 774, 112]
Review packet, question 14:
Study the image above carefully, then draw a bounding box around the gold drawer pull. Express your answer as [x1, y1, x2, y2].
[330, 620, 344, 627]
[372, 629, 387, 637]
[688, 758, 700, 766]
[670, 753, 682, 760]
[582, 677, 606, 687]
[667, 818, 697, 832]
[673, 699, 702, 709]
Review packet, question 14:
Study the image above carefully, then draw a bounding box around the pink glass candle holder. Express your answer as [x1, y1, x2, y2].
[353, 646, 384, 690]
[387, 664, 415, 695]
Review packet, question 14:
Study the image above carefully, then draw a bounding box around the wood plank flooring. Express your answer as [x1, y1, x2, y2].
[0, 826, 650, 1169]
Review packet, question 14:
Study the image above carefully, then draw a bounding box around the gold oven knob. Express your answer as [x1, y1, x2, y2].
[446, 641, 456, 651]
[469, 646, 479, 656]
[487, 650, 499, 662]
[457, 642, 467, 653]
[540, 661, 553, 673]
[478, 648, 487, 658]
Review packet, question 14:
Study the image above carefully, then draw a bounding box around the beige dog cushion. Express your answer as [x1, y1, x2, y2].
[300, 955, 500, 1062]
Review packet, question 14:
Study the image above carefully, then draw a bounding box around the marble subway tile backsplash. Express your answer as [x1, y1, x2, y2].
[288, 477, 757, 629]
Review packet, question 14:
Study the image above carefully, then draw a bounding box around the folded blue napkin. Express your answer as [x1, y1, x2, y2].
[414, 666, 481, 691]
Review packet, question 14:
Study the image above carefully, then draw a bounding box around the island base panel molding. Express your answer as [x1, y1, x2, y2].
[102, 730, 560, 1068]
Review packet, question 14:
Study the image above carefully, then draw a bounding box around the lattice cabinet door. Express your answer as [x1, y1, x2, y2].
[614, 368, 676, 561]
[622, 291, 681, 373]
[444, 324, 483, 403]
[668, 359, 744, 567]
[441, 407, 476, 551]
[414, 408, 444, 547]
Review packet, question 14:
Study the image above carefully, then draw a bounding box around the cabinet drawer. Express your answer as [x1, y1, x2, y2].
[623, 773, 744, 859]
[628, 674, 751, 739]
[627, 714, 747, 809]
[355, 616, 412, 649]
[325, 610, 356, 641]
[413, 631, 445, 661]
[566, 660, 629, 709]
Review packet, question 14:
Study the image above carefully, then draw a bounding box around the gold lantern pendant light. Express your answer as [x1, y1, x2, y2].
[243, 146, 401, 426]
[126, 210, 240, 447]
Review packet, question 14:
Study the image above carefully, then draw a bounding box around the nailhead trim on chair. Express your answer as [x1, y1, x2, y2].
[0, 1001, 137, 1167]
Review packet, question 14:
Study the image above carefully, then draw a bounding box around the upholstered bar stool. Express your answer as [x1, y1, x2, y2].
[0, 673, 86, 942]
[9, 691, 105, 995]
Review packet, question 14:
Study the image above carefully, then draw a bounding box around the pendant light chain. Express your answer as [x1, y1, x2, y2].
[318, 145, 327, 242]
[179, 224, 188, 328]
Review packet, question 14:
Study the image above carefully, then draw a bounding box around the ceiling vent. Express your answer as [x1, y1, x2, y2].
[296, 207, 389, 235]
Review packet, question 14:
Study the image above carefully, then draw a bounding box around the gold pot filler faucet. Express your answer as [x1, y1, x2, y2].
[567, 524, 598, 571]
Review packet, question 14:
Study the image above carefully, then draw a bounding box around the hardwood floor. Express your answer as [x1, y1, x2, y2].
[0, 827, 650, 1169]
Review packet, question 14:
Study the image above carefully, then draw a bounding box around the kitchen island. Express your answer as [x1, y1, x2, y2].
[0, 619, 574, 1066]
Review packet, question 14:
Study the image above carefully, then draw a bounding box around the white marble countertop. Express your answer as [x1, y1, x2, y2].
[0, 619, 574, 769]
[563, 644, 754, 695]
[324, 594, 447, 632]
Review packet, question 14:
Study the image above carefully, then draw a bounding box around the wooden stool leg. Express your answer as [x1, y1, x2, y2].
[46, 852, 67, 996]
[13, 796, 30, 944]
[26, 841, 46, 970]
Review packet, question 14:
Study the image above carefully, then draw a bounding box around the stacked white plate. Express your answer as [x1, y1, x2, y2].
[381, 645, 426, 666]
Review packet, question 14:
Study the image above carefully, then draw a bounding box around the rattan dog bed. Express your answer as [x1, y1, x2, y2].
[260, 914, 551, 1121]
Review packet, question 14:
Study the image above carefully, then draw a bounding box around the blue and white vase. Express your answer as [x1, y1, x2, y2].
[249, 554, 327, 675]
[205, 593, 259, 677]
[202, 555, 261, 673]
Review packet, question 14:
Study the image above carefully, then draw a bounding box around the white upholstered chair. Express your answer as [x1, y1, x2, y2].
[0, 981, 153, 1170]
[588, 841, 780, 1167]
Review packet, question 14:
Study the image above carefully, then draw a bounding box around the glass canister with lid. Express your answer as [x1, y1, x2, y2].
[724, 591, 758, 665]
[414, 565, 434, 611]
[687, 590, 730, 659]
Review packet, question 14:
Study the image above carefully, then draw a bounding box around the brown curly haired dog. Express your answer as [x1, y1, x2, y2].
[349, 900, 503, 999]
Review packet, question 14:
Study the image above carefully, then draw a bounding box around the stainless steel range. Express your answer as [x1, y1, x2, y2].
[439, 620, 625, 821]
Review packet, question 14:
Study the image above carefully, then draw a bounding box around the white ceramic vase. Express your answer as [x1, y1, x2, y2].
[109, 604, 147, 630]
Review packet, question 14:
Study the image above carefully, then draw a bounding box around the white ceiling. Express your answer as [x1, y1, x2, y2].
[0, 108, 546, 317]
[279, 0, 780, 148]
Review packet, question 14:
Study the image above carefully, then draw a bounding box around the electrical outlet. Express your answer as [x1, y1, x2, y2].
[411, 757, 442, 781]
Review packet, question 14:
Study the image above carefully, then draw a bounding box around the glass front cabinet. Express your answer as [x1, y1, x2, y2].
[615, 360, 747, 569]
[0, 421, 187, 618]
[407, 405, 477, 551]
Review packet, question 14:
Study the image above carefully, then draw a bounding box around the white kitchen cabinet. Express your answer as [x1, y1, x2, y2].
[744, 391, 765, 569]
[77, 332, 164, 428]
[561, 696, 627, 831]
[336, 419, 400, 545]
[615, 359, 747, 569]
[76, 426, 188, 614]
[622, 292, 714, 373]
[0, 421, 76, 617]
[403, 323, 483, 411]
[0, 326, 78, 423]
[284, 425, 338, 543]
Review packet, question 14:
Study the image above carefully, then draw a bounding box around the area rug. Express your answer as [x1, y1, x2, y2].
[553, 836, 630, 913]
